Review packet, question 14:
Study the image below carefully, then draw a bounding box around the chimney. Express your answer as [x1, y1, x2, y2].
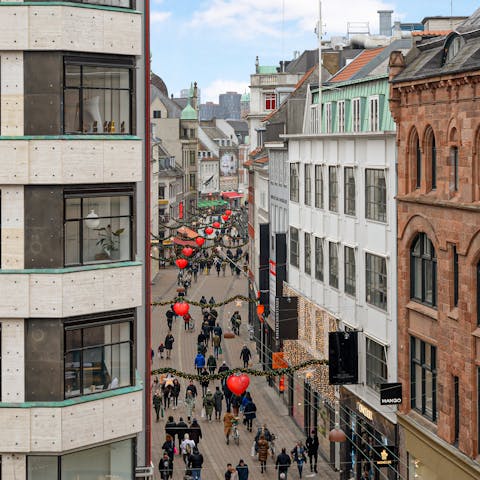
[378, 10, 393, 36]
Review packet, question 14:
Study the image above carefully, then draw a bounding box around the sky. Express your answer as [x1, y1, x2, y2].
[150, 0, 479, 103]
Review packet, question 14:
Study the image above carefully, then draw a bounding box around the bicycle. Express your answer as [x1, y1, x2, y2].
[232, 418, 240, 445]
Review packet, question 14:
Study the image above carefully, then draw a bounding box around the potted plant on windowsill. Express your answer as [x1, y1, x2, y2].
[94, 224, 125, 260]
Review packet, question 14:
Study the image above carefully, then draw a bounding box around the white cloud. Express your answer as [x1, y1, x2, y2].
[150, 11, 171, 24]
[202, 79, 250, 103]
[189, 0, 395, 39]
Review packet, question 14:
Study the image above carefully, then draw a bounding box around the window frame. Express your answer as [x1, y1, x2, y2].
[410, 336, 437, 422]
[304, 164, 312, 206]
[366, 253, 387, 311]
[325, 102, 333, 133]
[63, 55, 135, 135]
[451, 146, 459, 192]
[290, 226, 299, 268]
[314, 165, 323, 209]
[63, 186, 134, 267]
[64, 310, 134, 399]
[344, 246, 356, 297]
[365, 337, 388, 392]
[337, 100, 345, 133]
[314, 237, 324, 282]
[304, 232, 312, 275]
[328, 166, 338, 212]
[410, 233, 437, 308]
[264, 92, 277, 111]
[365, 168, 386, 223]
[344, 166, 356, 216]
[352, 98, 361, 133]
[328, 241, 339, 289]
[369, 96, 379, 132]
[290, 163, 299, 202]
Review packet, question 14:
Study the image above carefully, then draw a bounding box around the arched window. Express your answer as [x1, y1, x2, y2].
[409, 128, 421, 191]
[425, 127, 436, 190]
[416, 135, 422, 189]
[411, 233, 437, 307]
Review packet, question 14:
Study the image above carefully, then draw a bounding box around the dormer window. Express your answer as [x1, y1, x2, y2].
[443, 34, 464, 65]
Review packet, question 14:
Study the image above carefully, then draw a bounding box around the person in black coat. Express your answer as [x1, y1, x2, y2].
[188, 447, 204, 478]
[164, 333, 174, 359]
[188, 418, 203, 446]
[158, 452, 173, 480]
[240, 345, 251, 368]
[175, 417, 188, 450]
[161, 434, 175, 463]
[306, 429, 319, 473]
[165, 416, 177, 443]
[243, 399, 257, 432]
[276, 448, 292, 478]
[223, 382, 233, 413]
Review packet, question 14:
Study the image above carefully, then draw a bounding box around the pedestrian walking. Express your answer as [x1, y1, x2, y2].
[213, 386, 224, 420]
[208, 296, 216, 306]
[221, 261, 227, 276]
[192, 263, 199, 281]
[186, 381, 198, 398]
[162, 382, 172, 409]
[215, 260, 221, 276]
[158, 343, 165, 359]
[207, 354, 217, 374]
[213, 323, 223, 339]
[291, 441, 307, 478]
[162, 434, 175, 463]
[188, 418, 202, 446]
[231, 311, 241, 335]
[176, 417, 188, 450]
[219, 361, 230, 387]
[223, 410, 235, 444]
[257, 435, 269, 474]
[240, 345, 252, 368]
[199, 295, 207, 307]
[242, 393, 256, 432]
[183, 312, 192, 331]
[236, 459, 249, 480]
[275, 448, 291, 479]
[158, 452, 173, 480]
[188, 447, 204, 480]
[153, 390, 162, 421]
[180, 433, 196, 464]
[212, 333, 222, 359]
[231, 394, 241, 416]
[225, 463, 239, 480]
[164, 333, 174, 359]
[185, 390, 195, 422]
[200, 368, 209, 397]
[306, 429, 319, 474]
[202, 389, 214, 421]
[165, 416, 177, 444]
[166, 309, 174, 332]
[172, 378, 181, 410]
[194, 352, 205, 375]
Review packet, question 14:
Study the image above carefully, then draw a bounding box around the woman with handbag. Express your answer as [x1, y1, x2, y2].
[162, 434, 176, 463]
[291, 441, 307, 478]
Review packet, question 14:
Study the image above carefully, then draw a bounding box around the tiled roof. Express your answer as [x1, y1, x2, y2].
[249, 146, 263, 157]
[244, 160, 253, 167]
[412, 30, 452, 36]
[255, 156, 268, 164]
[202, 126, 229, 141]
[330, 47, 386, 83]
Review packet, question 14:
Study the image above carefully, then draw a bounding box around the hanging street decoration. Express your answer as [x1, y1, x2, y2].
[222, 214, 229, 221]
[151, 359, 328, 382]
[195, 237, 205, 246]
[205, 227, 214, 235]
[212, 221, 221, 229]
[175, 258, 188, 269]
[226, 373, 250, 395]
[225, 209, 232, 216]
[153, 294, 253, 308]
[182, 247, 194, 257]
[173, 301, 189, 316]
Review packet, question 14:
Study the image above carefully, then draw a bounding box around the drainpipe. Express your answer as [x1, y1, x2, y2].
[144, 0, 152, 467]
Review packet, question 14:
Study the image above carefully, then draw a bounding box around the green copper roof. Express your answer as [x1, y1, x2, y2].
[181, 102, 198, 120]
[258, 66, 278, 74]
[241, 92, 250, 101]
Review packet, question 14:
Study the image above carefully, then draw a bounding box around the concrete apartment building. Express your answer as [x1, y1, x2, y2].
[0, 1, 147, 478]
[389, 9, 480, 480]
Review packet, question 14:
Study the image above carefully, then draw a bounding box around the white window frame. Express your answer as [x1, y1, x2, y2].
[338, 100, 345, 133]
[352, 98, 361, 133]
[369, 96, 379, 132]
[325, 102, 333, 133]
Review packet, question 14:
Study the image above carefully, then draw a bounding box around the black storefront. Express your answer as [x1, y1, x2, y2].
[340, 388, 398, 480]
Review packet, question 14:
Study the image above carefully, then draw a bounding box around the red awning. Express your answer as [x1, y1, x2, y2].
[221, 191, 243, 199]
[172, 237, 197, 247]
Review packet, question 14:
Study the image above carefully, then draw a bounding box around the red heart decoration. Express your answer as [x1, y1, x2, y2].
[222, 215, 229, 221]
[205, 227, 214, 235]
[225, 210, 232, 216]
[226, 374, 250, 396]
[195, 237, 205, 246]
[173, 301, 189, 316]
[212, 221, 221, 229]
[175, 258, 188, 269]
[182, 247, 194, 257]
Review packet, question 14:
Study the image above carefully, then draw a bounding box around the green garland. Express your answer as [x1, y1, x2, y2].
[151, 359, 328, 381]
[152, 294, 252, 308]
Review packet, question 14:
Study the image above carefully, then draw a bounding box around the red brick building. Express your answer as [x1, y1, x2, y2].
[389, 9, 480, 479]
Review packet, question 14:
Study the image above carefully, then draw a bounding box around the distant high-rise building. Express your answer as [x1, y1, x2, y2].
[219, 91, 241, 119]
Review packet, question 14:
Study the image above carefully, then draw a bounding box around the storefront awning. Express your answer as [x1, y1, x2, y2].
[197, 199, 228, 208]
[221, 191, 243, 199]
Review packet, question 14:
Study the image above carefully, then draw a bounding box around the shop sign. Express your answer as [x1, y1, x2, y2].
[373, 445, 397, 467]
[380, 382, 402, 405]
[356, 401, 373, 421]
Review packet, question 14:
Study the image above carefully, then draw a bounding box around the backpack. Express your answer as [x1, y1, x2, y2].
[186, 442, 192, 456]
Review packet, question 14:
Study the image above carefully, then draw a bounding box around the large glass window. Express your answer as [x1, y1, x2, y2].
[28, 439, 134, 480]
[304, 164, 312, 206]
[64, 189, 133, 266]
[329, 242, 338, 289]
[366, 253, 387, 311]
[344, 167, 356, 216]
[304, 232, 311, 275]
[64, 58, 134, 134]
[411, 337, 437, 422]
[365, 169, 386, 222]
[328, 166, 338, 212]
[64, 312, 133, 398]
[314, 165, 323, 209]
[366, 338, 387, 392]
[315, 237, 324, 282]
[344, 246, 356, 296]
[410, 233, 437, 307]
[290, 163, 299, 202]
[290, 227, 299, 268]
